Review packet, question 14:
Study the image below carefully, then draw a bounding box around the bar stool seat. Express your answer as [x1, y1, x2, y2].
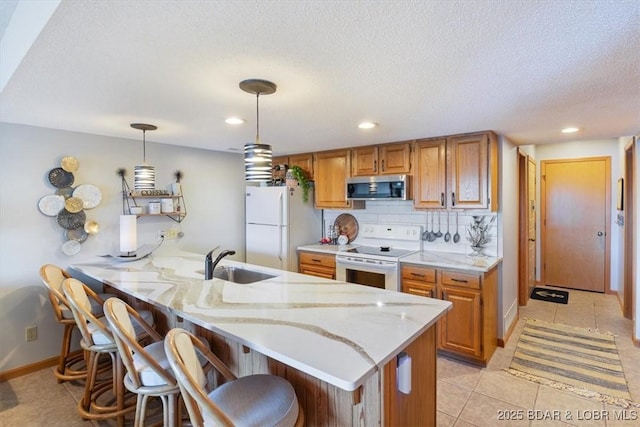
[165, 328, 304, 427]
[39, 264, 112, 383]
[63, 278, 153, 426]
[104, 297, 182, 427]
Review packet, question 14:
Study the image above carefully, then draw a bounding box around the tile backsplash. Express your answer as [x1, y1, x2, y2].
[322, 200, 499, 257]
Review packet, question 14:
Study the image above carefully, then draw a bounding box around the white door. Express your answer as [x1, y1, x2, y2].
[246, 187, 287, 226]
[246, 223, 286, 269]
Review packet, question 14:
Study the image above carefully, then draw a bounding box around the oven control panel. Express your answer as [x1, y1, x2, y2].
[359, 224, 422, 241]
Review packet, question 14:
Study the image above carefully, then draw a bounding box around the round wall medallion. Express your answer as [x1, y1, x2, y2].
[66, 228, 89, 243]
[84, 220, 100, 235]
[60, 156, 79, 172]
[64, 197, 84, 213]
[73, 184, 102, 209]
[48, 167, 75, 188]
[57, 209, 86, 230]
[38, 194, 65, 216]
[61, 240, 81, 256]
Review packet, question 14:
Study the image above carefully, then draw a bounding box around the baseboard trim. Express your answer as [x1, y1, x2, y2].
[498, 310, 520, 347]
[0, 350, 82, 382]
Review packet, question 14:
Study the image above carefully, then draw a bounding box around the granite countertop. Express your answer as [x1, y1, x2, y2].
[400, 250, 502, 272]
[71, 252, 450, 391]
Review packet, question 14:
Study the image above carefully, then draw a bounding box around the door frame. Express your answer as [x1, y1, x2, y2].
[623, 140, 635, 318]
[540, 156, 611, 293]
[518, 149, 532, 305]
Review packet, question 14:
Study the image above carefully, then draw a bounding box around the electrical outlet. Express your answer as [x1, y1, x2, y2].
[25, 325, 37, 342]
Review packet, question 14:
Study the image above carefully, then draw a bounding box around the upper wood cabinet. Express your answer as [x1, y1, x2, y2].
[314, 149, 363, 209]
[351, 142, 412, 176]
[413, 138, 447, 208]
[413, 131, 498, 211]
[272, 153, 314, 181]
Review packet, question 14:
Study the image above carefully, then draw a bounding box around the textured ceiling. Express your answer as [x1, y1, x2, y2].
[1, 0, 639, 155]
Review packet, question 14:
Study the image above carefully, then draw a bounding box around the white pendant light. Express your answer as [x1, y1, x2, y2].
[131, 123, 157, 190]
[240, 79, 276, 182]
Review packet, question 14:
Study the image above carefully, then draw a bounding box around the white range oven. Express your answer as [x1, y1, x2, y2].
[336, 224, 422, 291]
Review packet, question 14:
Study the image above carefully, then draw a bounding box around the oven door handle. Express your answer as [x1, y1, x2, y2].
[336, 258, 398, 270]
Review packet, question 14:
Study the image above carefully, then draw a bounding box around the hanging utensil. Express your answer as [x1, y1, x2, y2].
[422, 213, 428, 240]
[453, 212, 461, 243]
[428, 212, 437, 242]
[444, 212, 451, 242]
[435, 211, 443, 238]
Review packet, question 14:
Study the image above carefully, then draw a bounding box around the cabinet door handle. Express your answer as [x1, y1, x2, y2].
[440, 193, 445, 206]
[381, 160, 385, 172]
[451, 278, 469, 283]
[410, 272, 426, 278]
[451, 192, 456, 206]
[441, 291, 448, 300]
[311, 258, 322, 263]
[373, 160, 377, 173]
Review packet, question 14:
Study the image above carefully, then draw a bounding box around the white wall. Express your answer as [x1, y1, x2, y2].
[498, 137, 519, 338]
[0, 123, 247, 373]
[532, 139, 621, 291]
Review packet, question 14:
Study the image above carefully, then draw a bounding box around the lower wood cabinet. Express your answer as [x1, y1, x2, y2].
[401, 263, 498, 366]
[298, 251, 336, 280]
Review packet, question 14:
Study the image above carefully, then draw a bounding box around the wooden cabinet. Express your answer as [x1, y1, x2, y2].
[413, 131, 498, 211]
[314, 149, 364, 209]
[402, 265, 437, 298]
[272, 153, 314, 182]
[298, 251, 336, 280]
[401, 263, 498, 366]
[351, 142, 411, 176]
[413, 138, 447, 209]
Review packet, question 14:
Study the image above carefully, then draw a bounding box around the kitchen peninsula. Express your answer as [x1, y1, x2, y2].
[71, 252, 451, 426]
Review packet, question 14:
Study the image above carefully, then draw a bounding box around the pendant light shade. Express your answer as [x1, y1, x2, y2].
[131, 123, 157, 190]
[240, 79, 276, 182]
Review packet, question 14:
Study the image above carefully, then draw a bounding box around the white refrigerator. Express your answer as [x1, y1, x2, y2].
[246, 186, 322, 271]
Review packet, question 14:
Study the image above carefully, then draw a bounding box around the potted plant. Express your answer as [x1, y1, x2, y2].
[286, 166, 311, 203]
[466, 215, 496, 256]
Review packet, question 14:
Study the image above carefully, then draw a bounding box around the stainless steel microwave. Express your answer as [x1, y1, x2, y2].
[346, 175, 410, 201]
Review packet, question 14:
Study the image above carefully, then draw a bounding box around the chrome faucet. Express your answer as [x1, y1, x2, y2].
[204, 249, 236, 280]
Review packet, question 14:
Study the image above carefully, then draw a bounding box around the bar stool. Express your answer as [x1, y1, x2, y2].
[103, 297, 181, 427]
[63, 278, 153, 426]
[39, 264, 112, 382]
[165, 328, 304, 427]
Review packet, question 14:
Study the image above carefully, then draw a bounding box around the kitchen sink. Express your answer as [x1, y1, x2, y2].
[197, 267, 276, 284]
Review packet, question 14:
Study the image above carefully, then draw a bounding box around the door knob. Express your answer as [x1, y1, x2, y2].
[597, 231, 604, 236]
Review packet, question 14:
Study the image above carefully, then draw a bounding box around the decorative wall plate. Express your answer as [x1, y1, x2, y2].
[48, 167, 74, 188]
[61, 240, 81, 256]
[66, 228, 89, 243]
[57, 209, 86, 230]
[84, 220, 100, 235]
[64, 197, 84, 213]
[334, 214, 359, 243]
[38, 194, 65, 216]
[55, 187, 74, 199]
[73, 184, 102, 209]
[61, 156, 79, 172]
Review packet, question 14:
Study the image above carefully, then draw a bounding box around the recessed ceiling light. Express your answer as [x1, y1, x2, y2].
[561, 127, 580, 133]
[225, 117, 245, 125]
[358, 122, 378, 129]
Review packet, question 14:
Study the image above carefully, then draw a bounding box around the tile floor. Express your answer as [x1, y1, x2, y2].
[1, 288, 638, 426]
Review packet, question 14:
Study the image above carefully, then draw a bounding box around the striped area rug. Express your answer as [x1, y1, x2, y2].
[506, 319, 638, 408]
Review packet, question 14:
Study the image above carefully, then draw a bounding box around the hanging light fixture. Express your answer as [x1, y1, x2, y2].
[240, 79, 276, 182]
[131, 123, 157, 190]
